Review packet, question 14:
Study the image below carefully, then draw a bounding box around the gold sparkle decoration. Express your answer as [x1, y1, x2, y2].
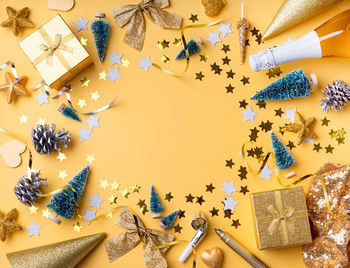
[41, 209, 51, 218]
[199, 54, 209, 62]
[111, 181, 120, 190]
[0, 208, 22, 241]
[106, 211, 113, 219]
[157, 40, 170, 50]
[173, 38, 182, 47]
[57, 152, 67, 162]
[80, 37, 87, 46]
[77, 99, 87, 109]
[73, 222, 82, 232]
[121, 59, 130, 68]
[283, 112, 317, 145]
[86, 154, 95, 164]
[37, 118, 46, 125]
[99, 70, 107, 80]
[91, 91, 100, 101]
[80, 77, 90, 87]
[108, 195, 117, 204]
[28, 206, 38, 214]
[161, 54, 170, 63]
[121, 189, 130, 198]
[99, 180, 109, 189]
[58, 170, 68, 180]
[131, 184, 141, 193]
[19, 114, 28, 124]
[1, 6, 34, 36]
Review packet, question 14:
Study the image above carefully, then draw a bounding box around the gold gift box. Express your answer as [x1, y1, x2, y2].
[250, 186, 312, 250]
[19, 15, 91, 90]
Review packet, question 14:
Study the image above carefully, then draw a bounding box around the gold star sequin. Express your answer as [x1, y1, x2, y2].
[80, 37, 87, 46]
[338, 128, 346, 138]
[28, 206, 38, 214]
[161, 54, 170, 63]
[173, 38, 182, 47]
[19, 114, 28, 124]
[121, 59, 130, 67]
[91, 91, 100, 101]
[140, 206, 148, 215]
[108, 195, 117, 204]
[77, 99, 87, 108]
[37, 118, 46, 125]
[164, 192, 173, 202]
[99, 70, 107, 80]
[157, 40, 170, 50]
[137, 199, 146, 208]
[111, 181, 120, 190]
[131, 184, 141, 193]
[121, 189, 130, 198]
[58, 170, 68, 180]
[99, 180, 109, 189]
[106, 211, 113, 219]
[329, 129, 337, 139]
[80, 77, 90, 87]
[73, 222, 82, 232]
[86, 154, 95, 164]
[41, 209, 51, 218]
[199, 54, 208, 62]
[57, 152, 67, 162]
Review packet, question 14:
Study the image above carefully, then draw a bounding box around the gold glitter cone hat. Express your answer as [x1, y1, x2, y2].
[263, 0, 342, 40]
[6, 232, 106, 268]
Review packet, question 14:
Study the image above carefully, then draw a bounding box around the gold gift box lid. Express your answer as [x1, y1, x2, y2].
[18, 14, 91, 90]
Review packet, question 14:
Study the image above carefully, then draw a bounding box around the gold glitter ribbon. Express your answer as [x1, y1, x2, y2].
[104, 207, 175, 268]
[32, 30, 74, 70]
[152, 1, 229, 76]
[113, 0, 182, 51]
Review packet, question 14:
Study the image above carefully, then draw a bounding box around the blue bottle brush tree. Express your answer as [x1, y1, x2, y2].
[149, 184, 163, 218]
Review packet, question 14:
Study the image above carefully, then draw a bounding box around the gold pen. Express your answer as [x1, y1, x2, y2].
[215, 228, 270, 268]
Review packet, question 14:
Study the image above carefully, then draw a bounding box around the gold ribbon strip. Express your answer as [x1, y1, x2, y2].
[113, 0, 182, 51]
[33, 30, 74, 70]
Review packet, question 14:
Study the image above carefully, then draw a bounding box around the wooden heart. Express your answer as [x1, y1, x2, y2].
[48, 0, 75, 11]
[0, 140, 26, 168]
[200, 247, 223, 268]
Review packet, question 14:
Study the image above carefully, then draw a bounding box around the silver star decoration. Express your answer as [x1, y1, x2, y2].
[73, 17, 89, 32]
[242, 106, 257, 122]
[82, 208, 96, 224]
[206, 31, 221, 47]
[89, 193, 104, 209]
[303, 137, 314, 144]
[26, 221, 43, 237]
[218, 22, 232, 37]
[260, 164, 274, 181]
[107, 51, 123, 65]
[86, 115, 100, 129]
[35, 90, 49, 105]
[77, 127, 92, 142]
[285, 108, 296, 122]
[222, 197, 239, 211]
[139, 56, 152, 72]
[107, 67, 121, 82]
[221, 181, 238, 196]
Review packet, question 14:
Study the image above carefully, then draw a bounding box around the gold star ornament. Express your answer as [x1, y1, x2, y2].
[283, 112, 317, 145]
[1, 6, 34, 36]
[0, 72, 30, 104]
[0, 208, 22, 241]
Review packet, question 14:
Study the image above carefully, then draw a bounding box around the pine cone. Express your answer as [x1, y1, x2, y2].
[320, 80, 350, 112]
[32, 124, 72, 154]
[14, 171, 47, 206]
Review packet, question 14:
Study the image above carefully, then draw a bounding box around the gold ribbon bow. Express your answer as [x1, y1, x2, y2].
[267, 204, 295, 237]
[39, 34, 73, 66]
[104, 208, 175, 268]
[112, 0, 182, 51]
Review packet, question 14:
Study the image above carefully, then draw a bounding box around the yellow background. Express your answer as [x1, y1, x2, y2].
[1, 0, 350, 267]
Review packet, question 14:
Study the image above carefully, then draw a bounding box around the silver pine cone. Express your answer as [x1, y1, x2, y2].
[320, 80, 350, 112]
[32, 123, 72, 154]
[14, 171, 47, 206]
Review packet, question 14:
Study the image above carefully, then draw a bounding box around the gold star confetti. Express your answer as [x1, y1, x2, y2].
[19, 114, 28, 124]
[111, 181, 120, 190]
[91, 91, 100, 101]
[58, 170, 68, 180]
[99, 70, 107, 80]
[80, 37, 87, 46]
[86, 154, 95, 163]
[77, 99, 87, 109]
[161, 54, 170, 63]
[189, 14, 198, 23]
[106, 211, 113, 219]
[199, 54, 209, 62]
[131, 184, 141, 193]
[73, 222, 82, 232]
[338, 128, 346, 138]
[99, 180, 109, 189]
[137, 199, 146, 208]
[173, 38, 182, 47]
[28, 206, 38, 214]
[329, 129, 337, 139]
[57, 152, 67, 162]
[108, 195, 117, 204]
[164, 192, 173, 202]
[140, 206, 148, 215]
[80, 77, 90, 87]
[41, 209, 51, 218]
[37, 118, 46, 125]
[121, 58, 130, 68]
[121, 189, 130, 198]
[157, 40, 170, 50]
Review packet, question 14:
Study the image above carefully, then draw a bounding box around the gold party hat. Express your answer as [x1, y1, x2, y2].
[263, 0, 342, 40]
[7, 232, 106, 268]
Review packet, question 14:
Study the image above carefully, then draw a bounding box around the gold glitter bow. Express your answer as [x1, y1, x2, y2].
[267, 204, 295, 236]
[112, 0, 182, 51]
[39, 34, 73, 66]
[104, 208, 175, 268]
